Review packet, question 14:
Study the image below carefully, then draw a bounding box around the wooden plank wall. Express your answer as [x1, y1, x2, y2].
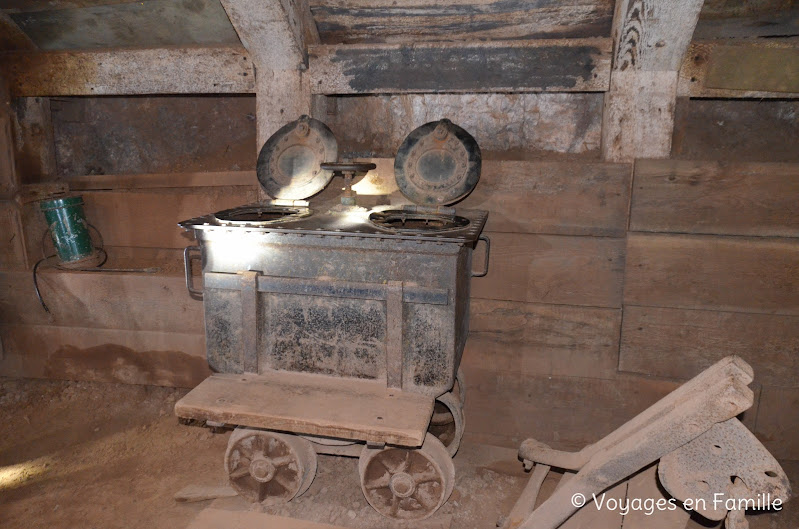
[1, 159, 797, 457]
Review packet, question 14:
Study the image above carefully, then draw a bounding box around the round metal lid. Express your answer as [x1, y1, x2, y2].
[394, 119, 481, 206]
[257, 115, 338, 200]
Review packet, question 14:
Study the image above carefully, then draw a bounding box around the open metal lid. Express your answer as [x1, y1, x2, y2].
[256, 115, 338, 200]
[394, 119, 481, 206]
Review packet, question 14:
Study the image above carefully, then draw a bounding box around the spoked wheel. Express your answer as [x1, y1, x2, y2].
[224, 428, 317, 505]
[359, 433, 455, 520]
[428, 369, 466, 456]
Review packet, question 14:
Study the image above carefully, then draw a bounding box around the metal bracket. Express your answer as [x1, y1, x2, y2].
[183, 246, 203, 299]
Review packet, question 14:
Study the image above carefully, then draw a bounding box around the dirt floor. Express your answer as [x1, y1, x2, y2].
[1, 377, 797, 529]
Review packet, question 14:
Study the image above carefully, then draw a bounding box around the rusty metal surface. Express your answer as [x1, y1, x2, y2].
[358, 433, 454, 520]
[256, 115, 338, 200]
[224, 428, 317, 505]
[394, 119, 481, 206]
[658, 417, 792, 521]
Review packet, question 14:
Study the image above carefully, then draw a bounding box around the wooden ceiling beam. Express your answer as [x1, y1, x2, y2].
[309, 38, 613, 95]
[601, 0, 705, 163]
[0, 12, 36, 51]
[1, 46, 255, 96]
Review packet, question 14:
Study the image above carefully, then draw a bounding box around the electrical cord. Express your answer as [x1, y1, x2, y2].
[32, 223, 158, 313]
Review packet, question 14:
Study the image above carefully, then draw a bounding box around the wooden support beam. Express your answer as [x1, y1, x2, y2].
[0, 11, 35, 51]
[679, 38, 799, 98]
[1, 46, 255, 96]
[601, 0, 704, 162]
[309, 38, 612, 95]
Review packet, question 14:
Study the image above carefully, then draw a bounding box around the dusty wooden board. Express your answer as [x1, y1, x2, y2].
[620, 306, 799, 388]
[754, 386, 799, 460]
[471, 232, 625, 308]
[671, 99, 799, 164]
[0, 270, 203, 333]
[175, 372, 433, 446]
[461, 365, 680, 451]
[0, 201, 26, 270]
[624, 233, 799, 315]
[309, 0, 614, 44]
[459, 161, 632, 237]
[7, 0, 240, 51]
[2, 46, 255, 96]
[68, 170, 257, 190]
[465, 299, 621, 380]
[0, 11, 35, 51]
[630, 160, 799, 237]
[0, 323, 209, 387]
[187, 507, 349, 529]
[309, 38, 612, 94]
[694, 7, 799, 39]
[678, 40, 799, 99]
[706, 44, 799, 93]
[11, 97, 56, 184]
[0, 88, 17, 197]
[80, 186, 258, 248]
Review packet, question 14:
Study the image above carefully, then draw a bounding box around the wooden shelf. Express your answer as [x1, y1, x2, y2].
[175, 371, 434, 447]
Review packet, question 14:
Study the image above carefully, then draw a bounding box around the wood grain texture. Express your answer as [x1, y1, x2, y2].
[0, 270, 203, 333]
[678, 40, 799, 98]
[601, 69, 677, 162]
[80, 186, 258, 248]
[309, 38, 612, 95]
[0, 323, 209, 387]
[612, 0, 704, 71]
[619, 306, 799, 387]
[755, 385, 799, 460]
[462, 366, 679, 450]
[0, 202, 26, 270]
[465, 299, 621, 380]
[10, 97, 56, 184]
[624, 233, 799, 315]
[460, 161, 631, 236]
[630, 160, 799, 237]
[175, 372, 433, 446]
[309, 0, 614, 44]
[2, 46, 255, 96]
[471, 232, 625, 308]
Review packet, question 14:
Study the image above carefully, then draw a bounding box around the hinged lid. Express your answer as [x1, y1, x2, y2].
[256, 115, 338, 200]
[394, 119, 481, 206]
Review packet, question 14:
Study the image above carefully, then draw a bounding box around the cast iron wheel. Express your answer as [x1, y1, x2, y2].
[224, 428, 317, 505]
[359, 433, 455, 520]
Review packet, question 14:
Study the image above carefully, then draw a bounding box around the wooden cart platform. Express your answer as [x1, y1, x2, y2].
[175, 371, 434, 447]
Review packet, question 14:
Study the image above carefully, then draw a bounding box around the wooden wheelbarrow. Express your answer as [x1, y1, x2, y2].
[503, 356, 792, 529]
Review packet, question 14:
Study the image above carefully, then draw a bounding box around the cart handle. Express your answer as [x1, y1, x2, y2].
[183, 246, 203, 299]
[472, 235, 490, 278]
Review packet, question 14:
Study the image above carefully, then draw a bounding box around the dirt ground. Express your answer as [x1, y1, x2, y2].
[1, 377, 797, 529]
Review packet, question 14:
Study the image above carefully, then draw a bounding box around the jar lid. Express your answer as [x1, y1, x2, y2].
[256, 115, 339, 200]
[393, 119, 481, 206]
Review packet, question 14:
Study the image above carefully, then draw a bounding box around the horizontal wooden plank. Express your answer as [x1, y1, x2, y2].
[0, 269, 203, 333]
[461, 367, 679, 450]
[2, 46, 255, 96]
[755, 386, 799, 460]
[310, 0, 614, 44]
[188, 509, 349, 529]
[624, 233, 799, 315]
[630, 160, 799, 237]
[309, 38, 612, 94]
[619, 306, 799, 387]
[679, 39, 799, 98]
[176, 372, 433, 446]
[68, 170, 257, 191]
[694, 7, 799, 40]
[471, 232, 625, 308]
[464, 299, 621, 379]
[460, 161, 631, 236]
[0, 323, 209, 387]
[81, 186, 258, 248]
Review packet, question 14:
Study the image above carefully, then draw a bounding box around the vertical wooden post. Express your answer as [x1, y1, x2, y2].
[601, 0, 705, 162]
